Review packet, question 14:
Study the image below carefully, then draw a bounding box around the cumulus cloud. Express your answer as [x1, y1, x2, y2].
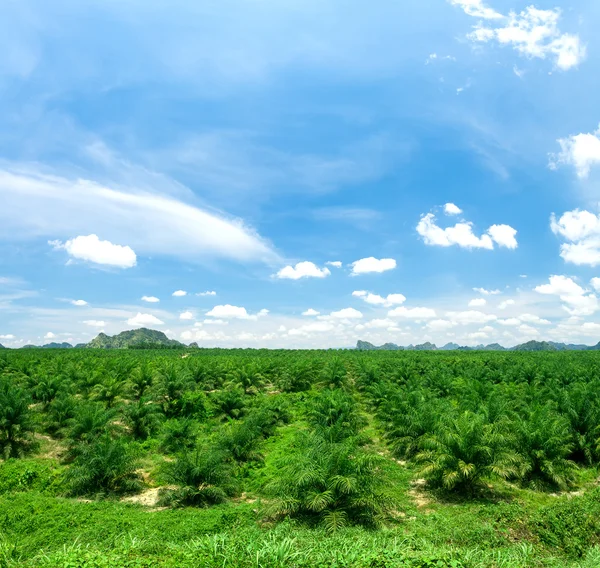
[591, 278, 600, 292]
[326, 261, 342, 268]
[275, 261, 330, 280]
[550, 125, 600, 178]
[44, 332, 56, 339]
[364, 318, 397, 329]
[352, 290, 406, 307]
[473, 287, 501, 295]
[0, 334, 15, 340]
[427, 319, 456, 331]
[206, 304, 267, 320]
[202, 319, 228, 325]
[179, 311, 194, 320]
[50, 234, 136, 268]
[535, 275, 599, 316]
[196, 291, 217, 296]
[388, 306, 437, 319]
[83, 320, 106, 327]
[142, 296, 160, 303]
[302, 308, 320, 316]
[452, 2, 586, 71]
[71, 299, 88, 306]
[551, 210, 600, 266]
[127, 313, 164, 326]
[288, 322, 335, 336]
[498, 299, 515, 309]
[328, 307, 363, 319]
[468, 298, 487, 307]
[0, 168, 277, 265]
[498, 318, 521, 326]
[180, 330, 193, 341]
[350, 257, 396, 275]
[444, 203, 463, 215]
[172, 290, 187, 297]
[417, 211, 517, 250]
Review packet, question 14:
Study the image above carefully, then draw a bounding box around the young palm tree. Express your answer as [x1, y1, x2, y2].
[266, 433, 390, 532]
[122, 398, 162, 440]
[159, 446, 236, 507]
[515, 404, 577, 490]
[416, 411, 519, 494]
[66, 433, 142, 496]
[65, 402, 117, 459]
[307, 389, 366, 444]
[128, 363, 154, 400]
[0, 379, 35, 458]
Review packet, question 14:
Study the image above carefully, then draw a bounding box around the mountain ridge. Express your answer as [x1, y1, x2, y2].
[356, 339, 600, 352]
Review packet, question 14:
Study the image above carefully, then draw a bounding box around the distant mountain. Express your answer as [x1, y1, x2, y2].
[356, 339, 597, 351]
[42, 342, 73, 349]
[512, 340, 558, 352]
[74, 343, 87, 349]
[86, 328, 184, 349]
[356, 340, 403, 351]
[0, 344, 5, 349]
[440, 342, 461, 350]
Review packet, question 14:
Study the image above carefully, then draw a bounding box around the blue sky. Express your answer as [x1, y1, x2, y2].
[2, 0, 600, 348]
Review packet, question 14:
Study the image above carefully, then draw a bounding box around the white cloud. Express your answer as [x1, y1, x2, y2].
[50, 234, 136, 268]
[328, 307, 363, 319]
[206, 304, 266, 320]
[487, 225, 518, 249]
[364, 318, 397, 329]
[417, 212, 517, 250]
[202, 319, 228, 325]
[591, 278, 600, 292]
[518, 324, 540, 337]
[127, 313, 164, 326]
[0, 168, 277, 265]
[449, 0, 503, 20]
[535, 275, 599, 316]
[446, 310, 497, 324]
[519, 313, 551, 325]
[444, 202, 463, 215]
[498, 299, 515, 309]
[468, 298, 487, 307]
[44, 332, 56, 339]
[302, 308, 320, 316]
[326, 261, 342, 268]
[457, 3, 586, 71]
[388, 306, 437, 319]
[0, 334, 15, 340]
[473, 287, 501, 295]
[498, 318, 521, 326]
[180, 330, 193, 341]
[350, 257, 396, 275]
[83, 320, 106, 327]
[142, 296, 160, 303]
[172, 290, 187, 297]
[71, 299, 88, 306]
[196, 291, 217, 296]
[276, 261, 330, 280]
[352, 290, 406, 307]
[427, 319, 456, 331]
[550, 126, 600, 178]
[551, 210, 600, 267]
[180, 311, 194, 320]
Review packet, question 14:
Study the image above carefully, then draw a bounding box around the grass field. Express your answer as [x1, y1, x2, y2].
[2, 348, 600, 567]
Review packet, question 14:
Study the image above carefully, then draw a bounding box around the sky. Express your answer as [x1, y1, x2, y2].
[3, 0, 600, 348]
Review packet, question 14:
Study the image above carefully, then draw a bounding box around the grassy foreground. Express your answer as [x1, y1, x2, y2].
[2, 349, 600, 566]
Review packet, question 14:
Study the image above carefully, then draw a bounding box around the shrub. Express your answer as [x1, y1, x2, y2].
[0, 379, 35, 459]
[65, 433, 142, 496]
[266, 433, 391, 531]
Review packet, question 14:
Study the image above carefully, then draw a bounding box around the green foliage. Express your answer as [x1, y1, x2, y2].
[159, 447, 236, 507]
[416, 411, 519, 493]
[266, 433, 391, 531]
[65, 433, 142, 496]
[0, 379, 35, 458]
[307, 389, 366, 443]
